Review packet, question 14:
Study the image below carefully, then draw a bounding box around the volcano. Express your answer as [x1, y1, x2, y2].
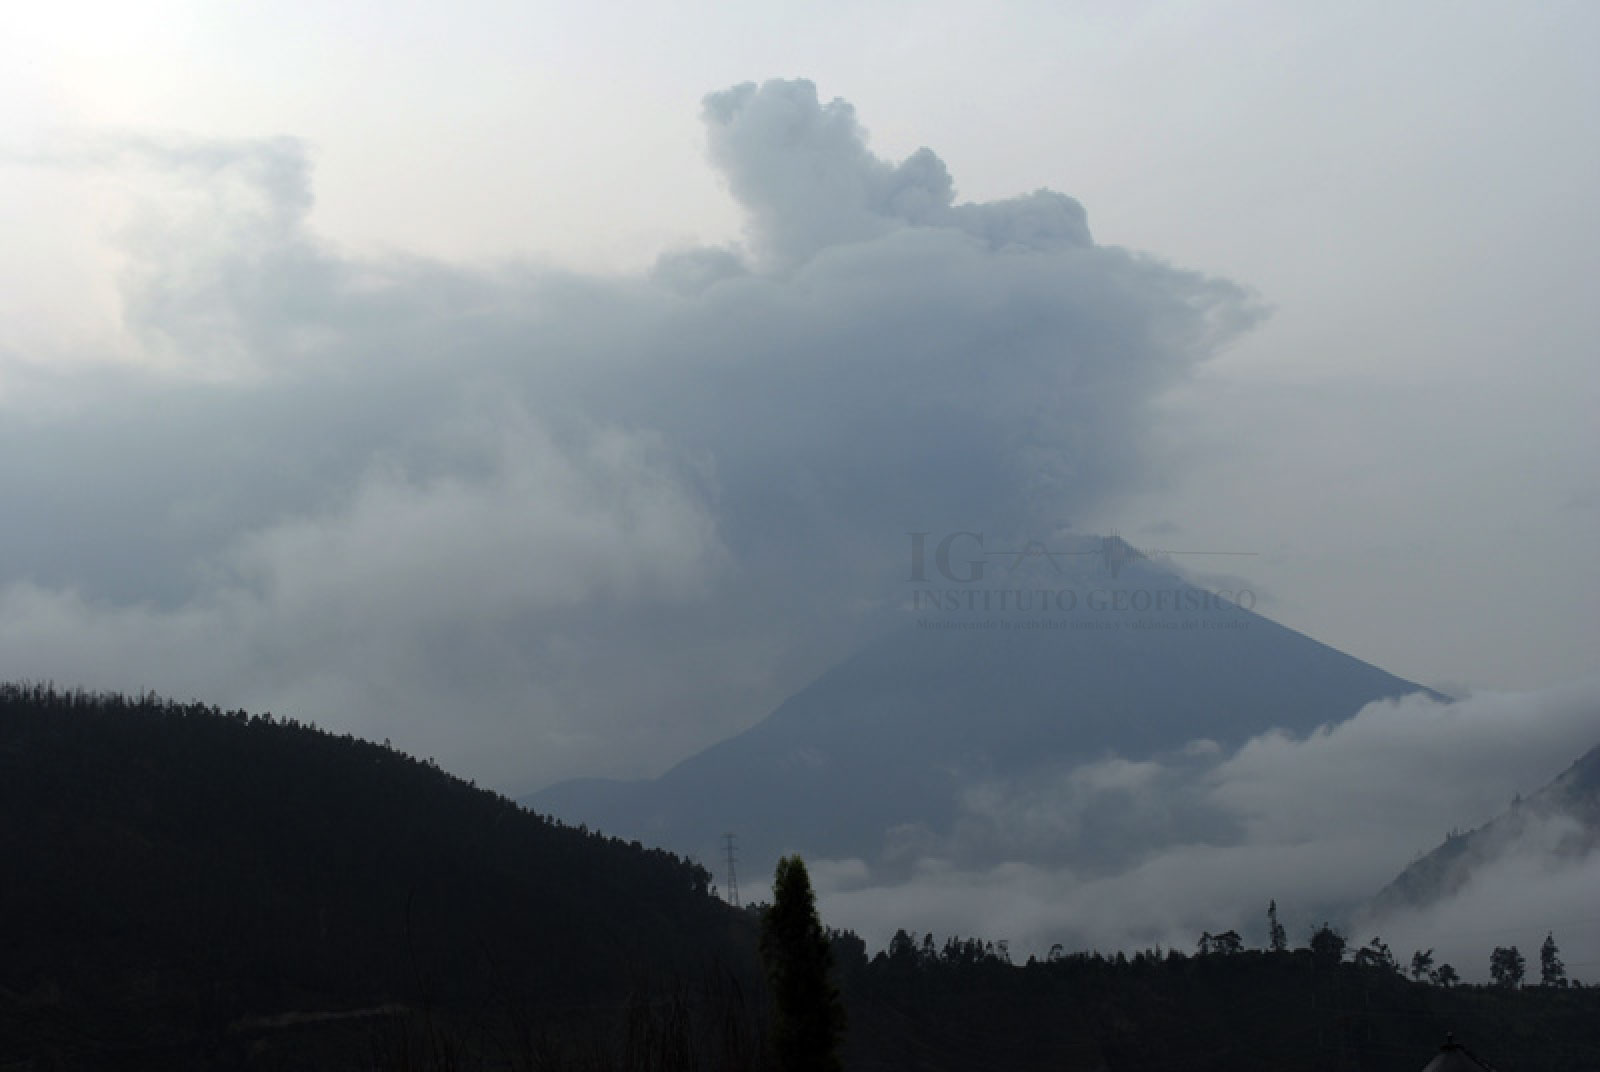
[529, 541, 1439, 875]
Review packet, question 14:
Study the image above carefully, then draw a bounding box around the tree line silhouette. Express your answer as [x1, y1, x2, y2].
[4, 680, 1597, 1070]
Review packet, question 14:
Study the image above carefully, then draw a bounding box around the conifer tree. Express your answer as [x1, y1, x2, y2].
[761, 856, 846, 1072]
[1541, 932, 1567, 987]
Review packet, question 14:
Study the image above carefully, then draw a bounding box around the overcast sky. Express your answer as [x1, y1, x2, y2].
[2, 2, 1597, 797]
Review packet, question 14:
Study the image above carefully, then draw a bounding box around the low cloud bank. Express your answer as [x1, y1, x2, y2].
[809, 680, 1600, 979]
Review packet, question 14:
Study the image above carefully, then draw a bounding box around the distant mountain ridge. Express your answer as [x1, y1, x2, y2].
[1370, 740, 1600, 917]
[531, 539, 1442, 874]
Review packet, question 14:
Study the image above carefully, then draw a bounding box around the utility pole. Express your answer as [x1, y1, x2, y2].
[722, 832, 740, 908]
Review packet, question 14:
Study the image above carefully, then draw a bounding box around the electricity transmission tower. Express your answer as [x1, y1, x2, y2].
[722, 832, 740, 907]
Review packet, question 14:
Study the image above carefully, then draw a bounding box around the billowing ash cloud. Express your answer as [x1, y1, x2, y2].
[0, 80, 1260, 789]
[807, 680, 1600, 977]
[702, 82, 1093, 267]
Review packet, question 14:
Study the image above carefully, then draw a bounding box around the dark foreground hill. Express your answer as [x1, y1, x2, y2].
[533, 543, 1441, 873]
[0, 683, 757, 1070]
[833, 939, 1600, 1072]
[6, 681, 1597, 1072]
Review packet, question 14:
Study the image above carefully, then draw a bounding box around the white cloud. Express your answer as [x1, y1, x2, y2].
[810, 681, 1600, 975]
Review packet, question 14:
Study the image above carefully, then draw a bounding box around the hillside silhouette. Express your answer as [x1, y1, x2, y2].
[1368, 739, 1600, 933]
[5, 681, 1597, 1071]
[0, 683, 753, 1068]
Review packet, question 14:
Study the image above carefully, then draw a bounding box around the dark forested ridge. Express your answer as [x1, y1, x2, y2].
[831, 937, 1600, 1072]
[4, 682, 1598, 1071]
[0, 683, 755, 1069]
[1371, 740, 1600, 917]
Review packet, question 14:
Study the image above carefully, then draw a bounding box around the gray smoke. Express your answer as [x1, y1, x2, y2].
[0, 80, 1260, 789]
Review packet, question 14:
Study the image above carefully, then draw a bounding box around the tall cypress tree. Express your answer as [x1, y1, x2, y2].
[1541, 932, 1567, 987]
[761, 856, 846, 1072]
[1267, 900, 1287, 953]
